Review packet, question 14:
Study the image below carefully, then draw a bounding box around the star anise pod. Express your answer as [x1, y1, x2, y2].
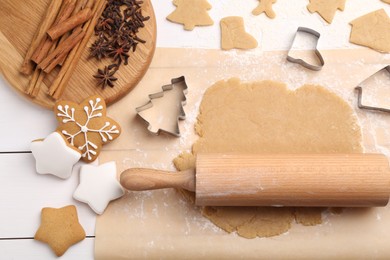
[108, 43, 131, 65]
[93, 64, 118, 88]
[90, 35, 109, 60]
[96, 17, 115, 33]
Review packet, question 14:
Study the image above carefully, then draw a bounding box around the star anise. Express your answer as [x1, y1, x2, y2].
[90, 0, 150, 88]
[93, 65, 118, 89]
[90, 34, 109, 60]
[108, 43, 131, 65]
[95, 17, 115, 33]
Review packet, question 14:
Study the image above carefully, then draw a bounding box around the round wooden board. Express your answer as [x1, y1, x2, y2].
[0, 0, 156, 109]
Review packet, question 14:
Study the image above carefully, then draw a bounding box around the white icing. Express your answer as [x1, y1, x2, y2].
[57, 97, 120, 160]
[30, 132, 81, 179]
[73, 161, 124, 215]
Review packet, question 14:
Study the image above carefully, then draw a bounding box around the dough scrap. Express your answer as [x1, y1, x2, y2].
[166, 0, 213, 31]
[349, 9, 390, 53]
[252, 0, 277, 18]
[220, 16, 258, 50]
[174, 78, 362, 238]
[307, 0, 346, 24]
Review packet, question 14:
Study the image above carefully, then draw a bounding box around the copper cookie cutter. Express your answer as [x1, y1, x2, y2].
[355, 66, 390, 113]
[287, 27, 325, 71]
[136, 76, 188, 137]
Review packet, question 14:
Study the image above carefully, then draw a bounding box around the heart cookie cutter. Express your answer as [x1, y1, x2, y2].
[136, 76, 188, 137]
[287, 27, 325, 71]
[355, 65, 390, 113]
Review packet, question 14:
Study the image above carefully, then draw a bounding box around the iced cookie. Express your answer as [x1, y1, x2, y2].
[166, 0, 213, 30]
[73, 161, 124, 214]
[31, 132, 81, 179]
[220, 17, 258, 50]
[34, 205, 85, 257]
[54, 95, 121, 162]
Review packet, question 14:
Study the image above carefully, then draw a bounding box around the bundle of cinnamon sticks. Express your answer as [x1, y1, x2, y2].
[20, 0, 106, 99]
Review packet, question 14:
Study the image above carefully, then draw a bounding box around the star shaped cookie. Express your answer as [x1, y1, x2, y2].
[31, 132, 81, 179]
[54, 95, 121, 162]
[73, 161, 124, 214]
[34, 205, 85, 257]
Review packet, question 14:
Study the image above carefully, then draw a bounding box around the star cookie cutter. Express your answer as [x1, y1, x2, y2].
[355, 65, 390, 113]
[287, 27, 325, 71]
[136, 76, 188, 137]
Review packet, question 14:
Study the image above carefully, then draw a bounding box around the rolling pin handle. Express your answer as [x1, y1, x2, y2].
[120, 168, 196, 192]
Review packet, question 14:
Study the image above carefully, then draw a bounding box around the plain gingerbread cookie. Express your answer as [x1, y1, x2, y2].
[220, 17, 258, 50]
[349, 9, 390, 53]
[252, 0, 277, 18]
[34, 205, 85, 256]
[307, 0, 346, 24]
[166, 0, 213, 30]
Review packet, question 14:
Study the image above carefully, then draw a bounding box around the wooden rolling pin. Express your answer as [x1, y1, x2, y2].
[120, 154, 390, 207]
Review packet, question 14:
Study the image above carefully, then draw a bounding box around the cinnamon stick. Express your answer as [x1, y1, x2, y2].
[58, 0, 89, 66]
[47, 8, 92, 41]
[39, 28, 85, 73]
[20, 0, 63, 76]
[31, 0, 76, 64]
[50, 0, 106, 99]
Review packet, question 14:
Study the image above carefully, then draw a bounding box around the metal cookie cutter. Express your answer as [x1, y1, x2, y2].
[287, 27, 325, 71]
[355, 65, 390, 113]
[136, 76, 188, 137]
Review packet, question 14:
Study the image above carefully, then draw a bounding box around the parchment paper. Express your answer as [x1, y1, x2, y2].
[95, 48, 390, 259]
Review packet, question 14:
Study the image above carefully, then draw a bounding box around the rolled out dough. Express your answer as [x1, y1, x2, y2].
[174, 78, 362, 238]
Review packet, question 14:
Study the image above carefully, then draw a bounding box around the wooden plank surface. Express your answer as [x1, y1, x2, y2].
[0, 0, 156, 109]
[0, 153, 96, 238]
[0, 238, 94, 259]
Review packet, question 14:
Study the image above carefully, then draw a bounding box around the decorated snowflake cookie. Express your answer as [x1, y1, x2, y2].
[54, 95, 121, 162]
[31, 132, 81, 179]
[73, 161, 124, 214]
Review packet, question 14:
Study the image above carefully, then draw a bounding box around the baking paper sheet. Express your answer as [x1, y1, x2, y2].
[95, 48, 390, 259]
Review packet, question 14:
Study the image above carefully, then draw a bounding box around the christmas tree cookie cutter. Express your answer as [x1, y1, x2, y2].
[355, 65, 390, 113]
[136, 76, 188, 137]
[287, 27, 325, 71]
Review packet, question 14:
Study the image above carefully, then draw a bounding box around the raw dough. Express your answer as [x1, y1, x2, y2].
[220, 17, 258, 50]
[174, 78, 362, 238]
[382, 0, 390, 4]
[349, 9, 390, 53]
[307, 0, 346, 24]
[252, 0, 277, 18]
[166, 0, 214, 31]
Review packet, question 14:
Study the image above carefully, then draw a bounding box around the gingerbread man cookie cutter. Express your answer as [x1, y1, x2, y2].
[287, 27, 325, 71]
[355, 65, 390, 113]
[136, 76, 188, 137]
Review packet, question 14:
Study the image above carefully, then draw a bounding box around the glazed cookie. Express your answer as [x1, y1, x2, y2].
[31, 132, 81, 179]
[54, 95, 121, 162]
[34, 205, 85, 257]
[74, 161, 124, 215]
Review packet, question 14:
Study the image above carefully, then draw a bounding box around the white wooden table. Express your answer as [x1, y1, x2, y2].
[0, 0, 388, 259]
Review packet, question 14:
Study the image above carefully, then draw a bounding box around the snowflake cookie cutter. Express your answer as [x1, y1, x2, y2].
[287, 27, 325, 71]
[136, 76, 188, 137]
[355, 65, 390, 113]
